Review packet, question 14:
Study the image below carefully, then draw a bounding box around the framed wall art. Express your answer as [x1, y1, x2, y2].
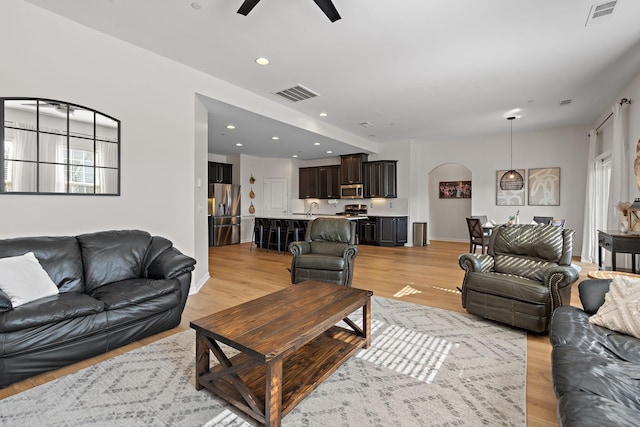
[528, 167, 560, 206]
[496, 169, 525, 206]
[439, 181, 471, 199]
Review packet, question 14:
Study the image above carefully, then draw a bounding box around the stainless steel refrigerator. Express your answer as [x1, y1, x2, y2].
[208, 184, 241, 246]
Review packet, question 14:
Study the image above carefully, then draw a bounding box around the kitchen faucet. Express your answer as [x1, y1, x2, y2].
[307, 202, 319, 216]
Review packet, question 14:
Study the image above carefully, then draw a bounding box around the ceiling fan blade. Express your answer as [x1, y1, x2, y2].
[237, 0, 261, 16]
[313, 0, 341, 22]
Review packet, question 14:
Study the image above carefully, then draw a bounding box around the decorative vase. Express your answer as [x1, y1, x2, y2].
[620, 219, 629, 233]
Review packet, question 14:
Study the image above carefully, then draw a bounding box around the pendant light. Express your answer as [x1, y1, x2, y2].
[499, 116, 524, 190]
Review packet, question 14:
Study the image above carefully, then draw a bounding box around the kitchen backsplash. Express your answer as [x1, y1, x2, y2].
[299, 198, 408, 216]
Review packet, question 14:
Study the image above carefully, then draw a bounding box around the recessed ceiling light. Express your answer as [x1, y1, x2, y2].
[255, 57, 270, 66]
[271, 136, 279, 140]
[313, 142, 320, 146]
[292, 154, 299, 158]
[191, 2, 202, 10]
[235, 143, 243, 147]
[326, 150, 333, 154]
[226, 124, 236, 129]
[319, 112, 327, 117]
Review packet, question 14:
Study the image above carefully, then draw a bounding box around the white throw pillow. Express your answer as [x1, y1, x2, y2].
[0, 252, 59, 307]
[589, 275, 640, 339]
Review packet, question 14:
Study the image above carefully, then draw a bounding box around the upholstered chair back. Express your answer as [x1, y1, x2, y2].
[304, 217, 356, 256]
[488, 224, 574, 281]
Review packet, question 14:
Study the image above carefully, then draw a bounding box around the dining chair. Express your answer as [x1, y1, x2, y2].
[550, 219, 566, 227]
[533, 216, 553, 225]
[472, 215, 491, 239]
[466, 217, 489, 254]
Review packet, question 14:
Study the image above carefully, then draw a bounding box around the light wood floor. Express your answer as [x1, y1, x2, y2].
[0, 241, 596, 426]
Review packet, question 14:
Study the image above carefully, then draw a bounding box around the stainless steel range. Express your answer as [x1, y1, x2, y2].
[338, 204, 368, 217]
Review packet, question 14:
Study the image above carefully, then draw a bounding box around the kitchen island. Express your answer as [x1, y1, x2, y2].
[247, 215, 365, 252]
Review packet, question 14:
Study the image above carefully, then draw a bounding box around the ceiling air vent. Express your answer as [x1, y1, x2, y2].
[560, 99, 572, 106]
[585, 1, 618, 26]
[273, 85, 319, 102]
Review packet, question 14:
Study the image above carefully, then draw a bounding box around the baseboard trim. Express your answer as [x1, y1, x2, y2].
[189, 272, 210, 295]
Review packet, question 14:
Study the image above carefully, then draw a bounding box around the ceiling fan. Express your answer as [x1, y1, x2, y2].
[237, 0, 341, 22]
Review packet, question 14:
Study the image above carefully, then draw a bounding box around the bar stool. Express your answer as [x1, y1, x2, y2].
[284, 220, 304, 254]
[267, 219, 287, 254]
[251, 218, 268, 251]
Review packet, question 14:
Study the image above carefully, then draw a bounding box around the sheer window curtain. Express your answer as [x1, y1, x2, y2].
[39, 129, 66, 192]
[581, 130, 598, 263]
[96, 142, 118, 193]
[607, 102, 629, 231]
[12, 123, 37, 191]
[13, 124, 65, 192]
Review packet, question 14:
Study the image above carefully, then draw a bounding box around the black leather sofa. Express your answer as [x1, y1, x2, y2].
[549, 279, 640, 426]
[0, 229, 196, 388]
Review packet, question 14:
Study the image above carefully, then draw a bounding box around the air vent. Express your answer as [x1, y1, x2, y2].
[273, 85, 319, 102]
[560, 99, 572, 106]
[593, 1, 617, 18]
[585, 1, 618, 26]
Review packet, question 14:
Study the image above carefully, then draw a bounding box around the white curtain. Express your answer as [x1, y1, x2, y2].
[12, 124, 37, 192]
[38, 130, 66, 192]
[96, 142, 118, 194]
[581, 130, 598, 262]
[607, 103, 629, 230]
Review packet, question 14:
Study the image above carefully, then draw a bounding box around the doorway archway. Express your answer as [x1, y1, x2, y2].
[428, 163, 472, 242]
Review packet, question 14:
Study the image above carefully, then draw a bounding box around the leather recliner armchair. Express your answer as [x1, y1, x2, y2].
[458, 224, 578, 333]
[289, 217, 358, 287]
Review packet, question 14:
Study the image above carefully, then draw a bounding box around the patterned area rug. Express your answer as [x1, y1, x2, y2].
[0, 296, 526, 426]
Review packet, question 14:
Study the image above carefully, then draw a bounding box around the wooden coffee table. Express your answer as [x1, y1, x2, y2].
[190, 281, 373, 427]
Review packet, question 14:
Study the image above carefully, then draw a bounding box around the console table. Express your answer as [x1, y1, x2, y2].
[597, 230, 640, 273]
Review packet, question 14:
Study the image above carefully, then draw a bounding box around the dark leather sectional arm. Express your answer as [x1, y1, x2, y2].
[146, 247, 196, 280]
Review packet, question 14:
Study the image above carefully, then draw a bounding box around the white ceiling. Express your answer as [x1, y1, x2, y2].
[24, 0, 640, 160]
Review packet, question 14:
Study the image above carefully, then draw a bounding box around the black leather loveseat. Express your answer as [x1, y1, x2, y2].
[549, 279, 640, 426]
[0, 229, 196, 388]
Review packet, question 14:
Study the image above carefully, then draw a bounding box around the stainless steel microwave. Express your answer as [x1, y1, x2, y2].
[341, 184, 363, 199]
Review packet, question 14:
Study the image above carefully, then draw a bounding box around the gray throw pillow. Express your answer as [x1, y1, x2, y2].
[578, 279, 611, 314]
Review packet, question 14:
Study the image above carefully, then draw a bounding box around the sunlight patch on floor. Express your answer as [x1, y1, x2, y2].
[203, 409, 252, 427]
[432, 286, 461, 294]
[393, 284, 422, 297]
[357, 323, 455, 383]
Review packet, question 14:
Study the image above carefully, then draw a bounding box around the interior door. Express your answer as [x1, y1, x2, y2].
[264, 178, 288, 217]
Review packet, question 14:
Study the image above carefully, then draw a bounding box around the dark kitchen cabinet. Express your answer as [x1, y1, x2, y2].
[359, 218, 379, 245]
[363, 160, 397, 198]
[299, 167, 319, 199]
[318, 165, 341, 199]
[378, 216, 407, 246]
[208, 162, 232, 184]
[340, 153, 368, 185]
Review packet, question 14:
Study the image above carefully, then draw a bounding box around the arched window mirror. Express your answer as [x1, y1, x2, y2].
[1, 98, 120, 195]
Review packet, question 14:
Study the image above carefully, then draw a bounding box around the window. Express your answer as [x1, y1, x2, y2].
[1, 98, 120, 195]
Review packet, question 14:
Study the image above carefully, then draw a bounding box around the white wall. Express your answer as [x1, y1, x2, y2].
[0, 0, 367, 289]
[428, 164, 472, 241]
[412, 124, 590, 250]
[238, 154, 295, 242]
